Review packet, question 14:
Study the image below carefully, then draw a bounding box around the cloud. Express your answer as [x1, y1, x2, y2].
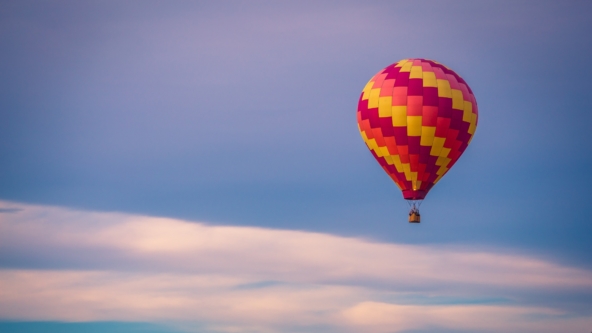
[342, 301, 592, 333]
[1, 200, 591, 332]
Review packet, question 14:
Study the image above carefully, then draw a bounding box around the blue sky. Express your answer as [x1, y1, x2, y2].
[1, 1, 591, 332]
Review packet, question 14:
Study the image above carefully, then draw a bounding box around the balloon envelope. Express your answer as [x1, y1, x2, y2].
[357, 59, 478, 200]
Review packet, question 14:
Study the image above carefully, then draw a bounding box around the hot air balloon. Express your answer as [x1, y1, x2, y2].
[357, 59, 478, 223]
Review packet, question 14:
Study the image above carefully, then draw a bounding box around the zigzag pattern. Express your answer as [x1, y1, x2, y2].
[357, 59, 478, 200]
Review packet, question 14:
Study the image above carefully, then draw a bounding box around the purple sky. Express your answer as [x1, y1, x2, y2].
[1, 1, 591, 332]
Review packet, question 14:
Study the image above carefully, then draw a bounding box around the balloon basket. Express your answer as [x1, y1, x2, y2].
[407, 200, 422, 223]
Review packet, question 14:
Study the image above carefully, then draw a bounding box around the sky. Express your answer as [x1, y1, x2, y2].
[0, 1, 591, 332]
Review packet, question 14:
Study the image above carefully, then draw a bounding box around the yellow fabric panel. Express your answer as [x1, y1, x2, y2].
[361, 80, 374, 101]
[395, 59, 409, 67]
[439, 147, 451, 159]
[400, 62, 413, 72]
[437, 79, 452, 98]
[451, 89, 464, 110]
[422, 71, 437, 87]
[430, 137, 445, 156]
[393, 155, 404, 173]
[366, 138, 378, 152]
[462, 101, 473, 122]
[468, 113, 477, 134]
[370, 139, 381, 155]
[411, 171, 418, 182]
[407, 116, 422, 136]
[384, 155, 394, 166]
[434, 174, 443, 183]
[402, 163, 412, 181]
[378, 96, 393, 117]
[436, 165, 449, 176]
[409, 66, 423, 79]
[378, 146, 390, 157]
[368, 88, 380, 109]
[436, 156, 451, 168]
[391, 106, 407, 126]
[413, 180, 421, 191]
[420, 126, 436, 146]
[360, 130, 368, 142]
[358, 126, 368, 143]
[373, 144, 383, 157]
[436, 157, 450, 175]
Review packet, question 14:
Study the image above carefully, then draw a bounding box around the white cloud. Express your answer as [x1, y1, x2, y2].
[1, 200, 591, 332]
